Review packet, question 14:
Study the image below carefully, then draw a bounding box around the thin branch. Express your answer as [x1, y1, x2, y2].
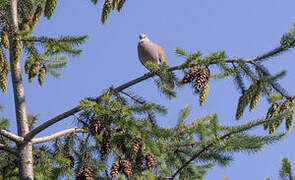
[251, 63, 289, 98]
[31, 127, 88, 144]
[253, 41, 295, 62]
[0, 143, 18, 156]
[0, 129, 23, 143]
[25, 107, 81, 140]
[25, 71, 161, 140]
[171, 133, 234, 179]
[120, 90, 145, 104]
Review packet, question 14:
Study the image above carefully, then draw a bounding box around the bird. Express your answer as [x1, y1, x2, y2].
[137, 34, 168, 70]
[137, 34, 175, 89]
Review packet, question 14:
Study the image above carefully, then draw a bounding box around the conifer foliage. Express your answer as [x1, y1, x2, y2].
[266, 157, 295, 180]
[1, 0, 295, 179]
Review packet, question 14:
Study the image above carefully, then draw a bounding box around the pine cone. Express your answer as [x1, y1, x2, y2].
[38, 64, 47, 86]
[264, 104, 276, 130]
[286, 103, 295, 131]
[44, 0, 58, 19]
[135, 151, 145, 168]
[100, 127, 112, 157]
[194, 67, 210, 91]
[269, 104, 282, 134]
[1, 30, 9, 49]
[31, 6, 44, 27]
[12, 39, 23, 62]
[29, 61, 41, 83]
[65, 154, 75, 169]
[199, 82, 209, 106]
[132, 137, 142, 154]
[24, 56, 33, 74]
[235, 83, 258, 120]
[102, 0, 112, 24]
[117, 0, 126, 11]
[89, 120, 103, 135]
[182, 64, 201, 83]
[121, 159, 132, 179]
[111, 159, 120, 178]
[76, 166, 94, 180]
[0, 58, 9, 93]
[249, 84, 263, 112]
[83, 152, 90, 161]
[145, 154, 156, 169]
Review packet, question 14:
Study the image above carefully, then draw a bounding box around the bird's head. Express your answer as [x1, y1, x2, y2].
[139, 34, 148, 40]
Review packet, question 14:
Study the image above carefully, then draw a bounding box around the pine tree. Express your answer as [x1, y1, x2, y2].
[0, 1, 295, 179]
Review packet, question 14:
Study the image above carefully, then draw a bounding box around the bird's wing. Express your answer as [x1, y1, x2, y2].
[137, 43, 146, 66]
[155, 44, 168, 65]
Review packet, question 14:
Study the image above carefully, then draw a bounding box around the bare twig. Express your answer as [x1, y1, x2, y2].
[31, 127, 88, 144]
[0, 143, 18, 156]
[0, 129, 23, 143]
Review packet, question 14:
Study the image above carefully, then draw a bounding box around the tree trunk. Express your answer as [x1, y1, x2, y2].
[10, 0, 33, 179]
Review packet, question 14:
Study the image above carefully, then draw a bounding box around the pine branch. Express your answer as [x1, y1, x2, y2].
[24, 42, 295, 140]
[0, 11, 12, 30]
[171, 132, 235, 179]
[253, 40, 295, 62]
[0, 129, 23, 142]
[0, 143, 18, 156]
[25, 64, 186, 140]
[252, 63, 290, 98]
[32, 127, 87, 144]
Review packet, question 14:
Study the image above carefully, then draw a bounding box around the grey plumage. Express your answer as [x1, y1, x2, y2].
[137, 34, 168, 70]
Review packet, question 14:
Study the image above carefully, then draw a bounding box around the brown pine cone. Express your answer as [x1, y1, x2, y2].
[121, 159, 132, 179]
[89, 120, 103, 135]
[194, 67, 210, 91]
[76, 166, 94, 180]
[111, 159, 121, 178]
[145, 154, 156, 169]
[132, 137, 142, 154]
[135, 152, 145, 168]
[65, 154, 75, 169]
[182, 64, 201, 83]
[100, 127, 112, 157]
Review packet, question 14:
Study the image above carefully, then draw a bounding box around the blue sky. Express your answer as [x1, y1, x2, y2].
[2, 0, 295, 179]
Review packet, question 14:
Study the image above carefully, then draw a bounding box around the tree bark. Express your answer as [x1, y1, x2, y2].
[10, 0, 33, 179]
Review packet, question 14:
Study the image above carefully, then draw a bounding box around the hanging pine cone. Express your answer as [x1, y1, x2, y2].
[145, 154, 156, 169]
[65, 154, 75, 169]
[194, 67, 210, 91]
[121, 159, 132, 179]
[1, 30, 9, 49]
[111, 159, 121, 178]
[31, 6, 44, 27]
[83, 152, 90, 161]
[44, 0, 58, 19]
[76, 166, 94, 180]
[38, 64, 47, 86]
[135, 151, 145, 168]
[199, 82, 209, 106]
[102, 0, 112, 24]
[24, 56, 34, 74]
[182, 64, 201, 83]
[12, 39, 23, 62]
[132, 137, 142, 154]
[100, 127, 112, 157]
[29, 60, 41, 83]
[0, 59, 9, 93]
[89, 120, 103, 136]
